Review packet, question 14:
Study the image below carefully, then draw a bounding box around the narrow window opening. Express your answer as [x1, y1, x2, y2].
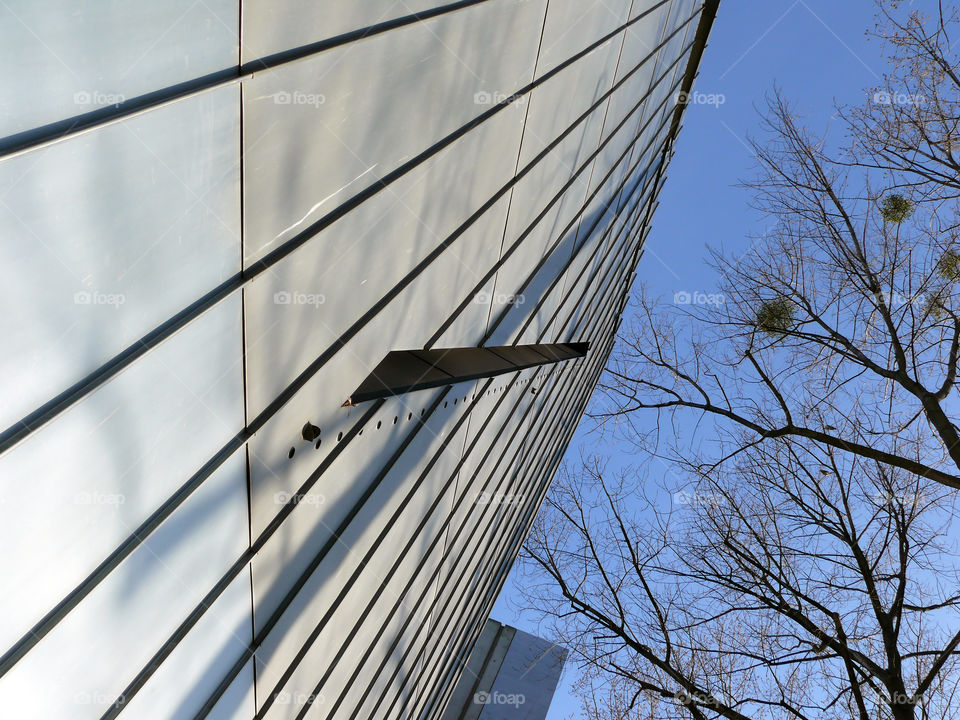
[343, 342, 589, 405]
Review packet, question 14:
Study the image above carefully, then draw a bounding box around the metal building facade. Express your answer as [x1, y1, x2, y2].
[0, 1, 716, 718]
[440, 619, 568, 720]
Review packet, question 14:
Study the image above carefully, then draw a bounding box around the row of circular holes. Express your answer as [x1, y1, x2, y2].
[286, 371, 567, 459]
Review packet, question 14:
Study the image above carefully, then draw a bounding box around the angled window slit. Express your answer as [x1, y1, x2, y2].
[344, 342, 590, 405]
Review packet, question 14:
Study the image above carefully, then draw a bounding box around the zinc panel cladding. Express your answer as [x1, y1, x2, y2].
[0, 1, 715, 719]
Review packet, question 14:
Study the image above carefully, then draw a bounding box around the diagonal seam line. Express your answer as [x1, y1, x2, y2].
[315, 352, 606, 720]
[0, 23, 685, 685]
[416, 206, 643, 713]
[260, 94, 672, 719]
[267, 213, 629, 720]
[0, 0, 696, 700]
[346, 155, 660, 720]
[211, 164, 647, 718]
[0, 0, 686, 458]
[129, 253, 615, 720]
[108, 94, 661, 720]
[385, 267, 628, 720]
[0, 0, 497, 161]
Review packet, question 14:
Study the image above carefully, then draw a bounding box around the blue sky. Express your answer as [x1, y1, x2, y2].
[492, 1, 891, 716]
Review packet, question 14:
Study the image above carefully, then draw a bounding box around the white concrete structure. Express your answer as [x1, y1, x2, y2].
[0, 1, 716, 718]
[440, 620, 568, 720]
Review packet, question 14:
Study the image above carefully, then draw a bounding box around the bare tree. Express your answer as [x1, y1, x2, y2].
[844, 0, 960, 205]
[518, 4, 960, 719]
[523, 449, 960, 720]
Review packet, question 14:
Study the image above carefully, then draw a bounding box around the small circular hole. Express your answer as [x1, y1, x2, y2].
[288, 447, 295, 459]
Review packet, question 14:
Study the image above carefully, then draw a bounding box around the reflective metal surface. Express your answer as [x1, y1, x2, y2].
[0, 1, 717, 717]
